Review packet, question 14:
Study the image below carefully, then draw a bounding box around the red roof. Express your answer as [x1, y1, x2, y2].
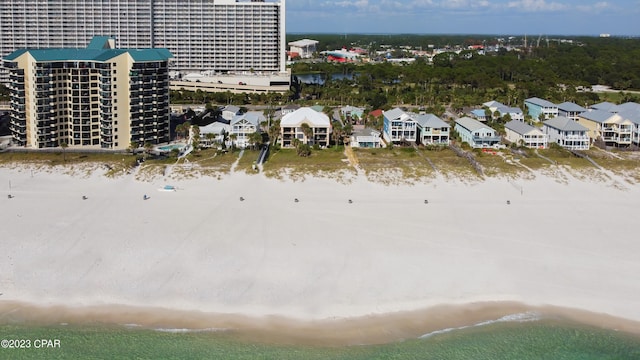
[369, 109, 383, 117]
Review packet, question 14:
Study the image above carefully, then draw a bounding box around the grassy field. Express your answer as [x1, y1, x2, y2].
[1, 143, 639, 184]
[263, 146, 354, 181]
[235, 149, 261, 174]
[352, 147, 436, 184]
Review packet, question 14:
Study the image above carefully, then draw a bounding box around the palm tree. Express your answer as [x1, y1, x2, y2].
[191, 125, 200, 151]
[144, 141, 153, 160]
[59, 140, 68, 162]
[332, 122, 344, 146]
[229, 133, 238, 149]
[128, 140, 139, 154]
[248, 131, 263, 150]
[268, 120, 280, 146]
[300, 122, 313, 145]
[205, 133, 215, 148]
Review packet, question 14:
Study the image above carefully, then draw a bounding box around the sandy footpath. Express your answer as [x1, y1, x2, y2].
[1, 164, 640, 342]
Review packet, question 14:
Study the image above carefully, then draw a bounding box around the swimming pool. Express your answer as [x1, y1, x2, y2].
[157, 144, 185, 151]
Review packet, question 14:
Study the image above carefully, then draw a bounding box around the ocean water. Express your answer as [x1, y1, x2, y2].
[1, 318, 640, 359]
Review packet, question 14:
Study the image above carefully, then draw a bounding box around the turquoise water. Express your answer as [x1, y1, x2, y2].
[157, 144, 185, 151]
[1, 319, 639, 359]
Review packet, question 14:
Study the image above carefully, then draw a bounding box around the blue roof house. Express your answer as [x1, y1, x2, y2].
[525, 97, 558, 121]
[557, 101, 587, 121]
[382, 108, 417, 144]
[454, 117, 501, 148]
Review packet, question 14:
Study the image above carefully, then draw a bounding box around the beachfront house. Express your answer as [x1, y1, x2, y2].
[280, 107, 331, 148]
[230, 112, 265, 149]
[525, 97, 558, 121]
[557, 102, 587, 121]
[222, 105, 241, 122]
[577, 110, 632, 147]
[454, 117, 501, 148]
[504, 120, 548, 148]
[350, 128, 382, 148]
[415, 113, 450, 145]
[382, 108, 417, 144]
[199, 122, 231, 148]
[542, 116, 590, 150]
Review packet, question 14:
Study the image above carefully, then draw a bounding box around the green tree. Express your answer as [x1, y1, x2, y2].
[59, 140, 68, 162]
[300, 122, 314, 145]
[191, 125, 200, 151]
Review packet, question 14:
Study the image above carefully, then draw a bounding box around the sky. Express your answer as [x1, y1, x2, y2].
[286, 0, 640, 36]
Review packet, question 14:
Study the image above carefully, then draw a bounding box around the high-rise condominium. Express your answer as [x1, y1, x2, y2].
[0, 0, 286, 83]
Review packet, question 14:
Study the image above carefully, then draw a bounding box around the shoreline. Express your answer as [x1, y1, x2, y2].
[2, 300, 640, 346]
[2, 164, 640, 346]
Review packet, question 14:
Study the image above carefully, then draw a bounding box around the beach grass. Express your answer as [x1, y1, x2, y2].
[472, 150, 530, 178]
[422, 148, 479, 181]
[235, 149, 261, 174]
[263, 146, 354, 181]
[353, 147, 436, 184]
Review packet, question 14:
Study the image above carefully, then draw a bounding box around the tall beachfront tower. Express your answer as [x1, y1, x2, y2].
[4, 37, 173, 150]
[0, 0, 286, 83]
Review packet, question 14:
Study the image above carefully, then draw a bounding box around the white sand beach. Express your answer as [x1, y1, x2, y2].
[1, 163, 640, 342]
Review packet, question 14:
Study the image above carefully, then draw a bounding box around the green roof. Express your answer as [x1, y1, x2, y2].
[4, 47, 173, 63]
[87, 36, 113, 49]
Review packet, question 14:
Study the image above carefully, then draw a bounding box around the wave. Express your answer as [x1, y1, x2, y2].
[153, 327, 229, 333]
[419, 311, 541, 339]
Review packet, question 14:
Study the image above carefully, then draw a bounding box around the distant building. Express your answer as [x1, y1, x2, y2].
[542, 116, 589, 150]
[0, 0, 287, 83]
[221, 105, 241, 122]
[288, 39, 318, 59]
[340, 105, 365, 120]
[557, 101, 587, 121]
[4, 37, 172, 150]
[454, 117, 501, 148]
[525, 97, 558, 121]
[281, 104, 301, 116]
[280, 107, 331, 148]
[470, 109, 490, 122]
[504, 120, 548, 148]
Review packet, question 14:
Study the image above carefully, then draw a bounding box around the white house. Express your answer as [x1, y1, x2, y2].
[280, 107, 331, 148]
[221, 105, 241, 122]
[350, 128, 382, 148]
[483, 100, 524, 122]
[557, 101, 587, 121]
[382, 108, 418, 144]
[199, 122, 231, 148]
[230, 112, 265, 149]
[542, 116, 589, 150]
[288, 39, 318, 59]
[504, 120, 548, 148]
[454, 117, 501, 148]
[414, 113, 450, 145]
